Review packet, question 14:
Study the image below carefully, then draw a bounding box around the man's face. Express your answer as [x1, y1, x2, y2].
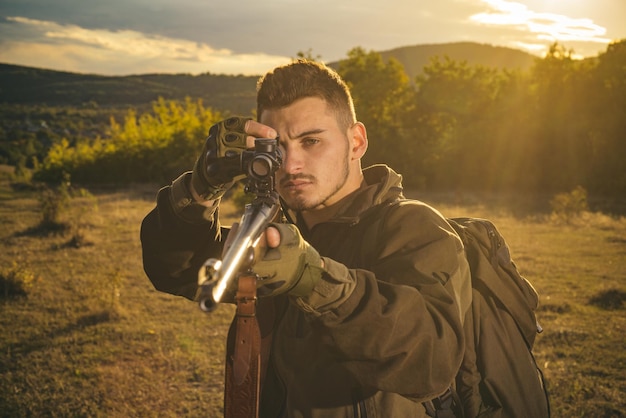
[259, 97, 364, 213]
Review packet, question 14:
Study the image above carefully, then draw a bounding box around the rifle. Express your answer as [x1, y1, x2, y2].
[196, 137, 283, 311]
[196, 137, 282, 418]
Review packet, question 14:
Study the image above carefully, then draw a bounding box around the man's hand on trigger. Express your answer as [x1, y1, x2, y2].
[254, 224, 324, 298]
[263, 225, 281, 249]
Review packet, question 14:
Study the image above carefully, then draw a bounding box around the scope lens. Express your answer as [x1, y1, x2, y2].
[250, 156, 271, 178]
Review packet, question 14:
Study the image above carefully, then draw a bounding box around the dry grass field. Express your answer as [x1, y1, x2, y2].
[1, 175, 625, 417]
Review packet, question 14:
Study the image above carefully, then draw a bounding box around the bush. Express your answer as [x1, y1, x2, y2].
[38, 176, 71, 230]
[33, 98, 223, 185]
[1, 259, 37, 300]
[550, 186, 589, 223]
[36, 173, 98, 241]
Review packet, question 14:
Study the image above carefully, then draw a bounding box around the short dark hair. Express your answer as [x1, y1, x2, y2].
[256, 59, 356, 131]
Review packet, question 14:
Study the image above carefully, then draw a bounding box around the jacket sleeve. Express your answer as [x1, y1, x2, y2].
[294, 200, 471, 401]
[140, 173, 227, 300]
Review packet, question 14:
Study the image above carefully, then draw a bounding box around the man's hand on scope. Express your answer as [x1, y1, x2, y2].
[191, 116, 277, 202]
[254, 224, 325, 298]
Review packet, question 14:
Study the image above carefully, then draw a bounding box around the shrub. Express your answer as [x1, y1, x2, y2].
[0, 259, 37, 300]
[38, 175, 71, 230]
[33, 98, 223, 184]
[36, 173, 98, 240]
[550, 185, 589, 223]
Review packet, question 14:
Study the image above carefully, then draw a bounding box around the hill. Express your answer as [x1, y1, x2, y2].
[0, 42, 537, 112]
[376, 41, 536, 80]
[0, 64, 259, 115]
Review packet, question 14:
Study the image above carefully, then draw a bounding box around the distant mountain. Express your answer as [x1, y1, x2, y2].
[0, 42, 538, 113]
[376, 42, 537, 80]
[0, 63, 259, 114]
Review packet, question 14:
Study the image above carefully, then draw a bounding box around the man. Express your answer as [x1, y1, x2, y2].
[141, 60, 471, 417]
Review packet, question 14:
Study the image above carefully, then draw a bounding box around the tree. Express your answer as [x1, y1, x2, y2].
[414, 56, 517, 190]
[586, 39, 626, 194]
[294, 49, 322, 62]
[337, 48, 425, 185]
[522, 43, 592, 192]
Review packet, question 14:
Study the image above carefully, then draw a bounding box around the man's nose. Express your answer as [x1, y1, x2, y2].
[280, 147, 303, 174]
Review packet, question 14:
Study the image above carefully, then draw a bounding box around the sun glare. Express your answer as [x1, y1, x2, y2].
[471, 0, 612, 49]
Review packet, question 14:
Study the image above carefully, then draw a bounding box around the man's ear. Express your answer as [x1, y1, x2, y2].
[350, 122, 368, 160]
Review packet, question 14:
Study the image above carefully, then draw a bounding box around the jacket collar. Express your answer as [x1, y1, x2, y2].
[282, 164, 404, 228]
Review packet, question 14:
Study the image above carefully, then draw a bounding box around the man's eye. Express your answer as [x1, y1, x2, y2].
[303, 138, 319, 146]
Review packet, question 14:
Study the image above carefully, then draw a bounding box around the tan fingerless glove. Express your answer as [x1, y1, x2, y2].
[253, 223, 324, 298]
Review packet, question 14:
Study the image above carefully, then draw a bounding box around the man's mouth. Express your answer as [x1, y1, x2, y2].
[280, 175, 314, 190]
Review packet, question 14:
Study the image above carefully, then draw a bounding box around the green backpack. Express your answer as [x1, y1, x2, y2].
[433, 217, 551, 418]
[361, 202, 551, 417]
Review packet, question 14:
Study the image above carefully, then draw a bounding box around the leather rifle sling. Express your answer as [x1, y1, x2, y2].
[224, 274, 261, 418]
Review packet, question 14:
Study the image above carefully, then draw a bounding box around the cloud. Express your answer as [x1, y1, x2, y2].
[470, 0, 612, 55]
[1, 1, 621, 75]
[0, 16, 291, 75]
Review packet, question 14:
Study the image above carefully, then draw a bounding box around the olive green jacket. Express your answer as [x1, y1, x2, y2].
[141, 164, 471, 418]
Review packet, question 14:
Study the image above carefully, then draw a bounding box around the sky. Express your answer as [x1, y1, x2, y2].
[0, 0, 624, 76]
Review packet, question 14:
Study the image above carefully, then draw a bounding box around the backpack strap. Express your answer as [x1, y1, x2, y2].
[424, 386, 464, 418]
[448, 217, 541, 347]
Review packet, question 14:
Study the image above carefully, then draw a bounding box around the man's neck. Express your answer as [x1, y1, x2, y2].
[300, 204, 343, 230]
[299, 173, 367, 230]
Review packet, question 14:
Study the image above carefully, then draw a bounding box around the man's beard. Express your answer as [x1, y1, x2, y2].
[280, 160, 350, 212]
